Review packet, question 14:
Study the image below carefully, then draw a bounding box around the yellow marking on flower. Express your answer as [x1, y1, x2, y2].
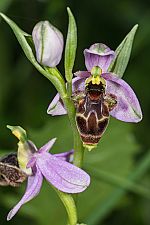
[7, 125, 32, 175]
[7, 125, 27, 142]
[91, 76, 101, 85]
[18, 142, 32, 175]
[85, 66, 106, 86]
[100, 77, 106, 87]
[83, 143, 97, 151]
[85, 76, 92, 86]
[85, 74, 106, 87]
[12, 130, 22, 140]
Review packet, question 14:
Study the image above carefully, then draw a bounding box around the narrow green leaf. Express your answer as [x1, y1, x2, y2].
[87, 167, 150, 199]
[85, 151, 150, 225]
[65, 7, 77, 83]
[0, 13, 36, 64]
[108, 24, 138, 77]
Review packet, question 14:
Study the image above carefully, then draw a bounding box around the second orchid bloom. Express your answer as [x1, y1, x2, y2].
[6, 125, 90, 220]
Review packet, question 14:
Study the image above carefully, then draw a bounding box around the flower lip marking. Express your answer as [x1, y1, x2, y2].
[75, 67, 116, 150]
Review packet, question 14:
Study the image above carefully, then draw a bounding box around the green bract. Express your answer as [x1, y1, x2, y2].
[108, 24, 138, 77]
[65, 7, 77, 84]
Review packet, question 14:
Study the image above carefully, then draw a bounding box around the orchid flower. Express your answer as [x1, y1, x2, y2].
[47, 43, 142, 123]
[6, 126, 90, 221]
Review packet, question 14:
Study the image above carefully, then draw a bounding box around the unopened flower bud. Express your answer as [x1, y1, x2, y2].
[32, 21, 64, 67]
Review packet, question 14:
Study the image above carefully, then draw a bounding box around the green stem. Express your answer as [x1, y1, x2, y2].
[44, 67, 67, 98]
[37, 66, 84, 220]
[73, 132, 84, 167]
[25, 59, 84, 168]
[62, 95, 84, 168]
[44, 67, 84, 168]
[67, 81, 72, 97]
[55, 189, 78, 225]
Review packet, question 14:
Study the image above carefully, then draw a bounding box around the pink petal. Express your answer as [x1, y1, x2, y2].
[27, 156, 36, 168]
[74, 71, 90, 78]
[84, 43, 115, 72]
[39, 138, 57, 153]
[36, 152, 90, 193]
[72, 77, 87, 93]
[54, 149, 74, 162]
[103, 73, 143, 122]
[47, 77, 87, 116]
[47, 93, 67, 116]
[7, 168, 43, 221]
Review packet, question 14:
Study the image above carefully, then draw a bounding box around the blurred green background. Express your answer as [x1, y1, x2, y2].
[0, 0, 150, 225]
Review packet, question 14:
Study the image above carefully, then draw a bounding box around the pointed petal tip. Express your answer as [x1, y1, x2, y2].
[131, 110, 143, 123]
[6, 124, 13, 130]
[132, 24, 138, 31]
[48, 137, 57, 144]
[47, 107, 55, 116]
[52, 137, 57, 142]
[67, 7, 71, 13]
[39, 137, 57, 153]
[7, 211, 13, 221]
